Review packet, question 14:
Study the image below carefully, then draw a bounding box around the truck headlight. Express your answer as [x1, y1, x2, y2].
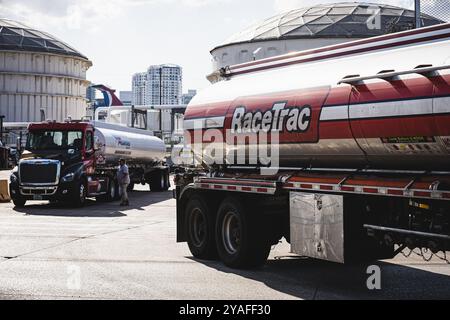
[61, 172, 75, 182]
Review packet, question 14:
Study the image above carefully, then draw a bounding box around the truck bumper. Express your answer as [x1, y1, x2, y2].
[10, 181, 77, 202]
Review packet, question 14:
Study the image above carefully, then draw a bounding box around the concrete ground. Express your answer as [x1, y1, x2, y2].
[0, 171, 449, 300]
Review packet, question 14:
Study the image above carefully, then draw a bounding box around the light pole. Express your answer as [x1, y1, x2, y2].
[415, 0, 421, 29]
[0, 115, 4, 145]
[159, 67, 163, 137]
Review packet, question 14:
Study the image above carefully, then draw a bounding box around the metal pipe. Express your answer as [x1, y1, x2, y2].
[415, 0, 421, 29]
[0, 115, 4, 144]
[94, 105, 187, 122]
[226, 166, 450, 176]
[159, 68, 163, 134]
[363, 224, 450, 240]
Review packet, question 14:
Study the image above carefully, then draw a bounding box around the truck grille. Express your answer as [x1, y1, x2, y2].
[19, 161, 59, 184]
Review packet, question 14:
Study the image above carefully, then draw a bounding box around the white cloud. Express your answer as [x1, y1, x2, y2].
[0, 0, 124, 30]
[0, 0, 227, 31]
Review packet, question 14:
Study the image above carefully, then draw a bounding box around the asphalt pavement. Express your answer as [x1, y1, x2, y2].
[0, 172, 449, 300]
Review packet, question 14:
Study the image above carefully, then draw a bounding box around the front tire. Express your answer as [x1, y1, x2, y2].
[13, 198, 26, 208]
[185, 195, 217, 260]
[72, 180, 87, 207]
[215, 197, 271, 269]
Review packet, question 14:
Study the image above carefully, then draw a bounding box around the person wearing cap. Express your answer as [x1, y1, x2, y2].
[117, 159, 130, 206]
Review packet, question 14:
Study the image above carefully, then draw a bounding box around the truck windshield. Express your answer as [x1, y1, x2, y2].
[26, 131, 83, 151]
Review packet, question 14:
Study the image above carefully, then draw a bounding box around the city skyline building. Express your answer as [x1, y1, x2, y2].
[131, 64, 183, 106]
[146, 64, 183, 105]
[86, 86, 98, 103]
[119, 91, 132, 106]
[182, 89, 197, 105]
[132, 72, 147, 106]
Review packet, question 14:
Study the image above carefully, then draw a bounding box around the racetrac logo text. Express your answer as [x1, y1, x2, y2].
[231, 102, 311, 134]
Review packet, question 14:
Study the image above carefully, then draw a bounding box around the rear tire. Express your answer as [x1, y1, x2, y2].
[215, 197, 271, 269]
[186, 195, 217, 260]
[149, 169, 169, 192]
[113, 179, 121, 201]
[164, 171, 170, 190]
[97, 178, 116, 202]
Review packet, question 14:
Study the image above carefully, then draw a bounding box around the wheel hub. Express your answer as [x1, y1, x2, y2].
[190, 208, 206, 247]
[222, 211, 240, 255]
[80, 184, 85, 201]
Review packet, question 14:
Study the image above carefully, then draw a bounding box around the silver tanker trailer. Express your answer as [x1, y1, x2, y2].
[9, 120, 169, 207]
[175, 23, 450, 269]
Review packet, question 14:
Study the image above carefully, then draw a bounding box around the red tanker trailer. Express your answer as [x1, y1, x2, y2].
[175, 23, 450, 269]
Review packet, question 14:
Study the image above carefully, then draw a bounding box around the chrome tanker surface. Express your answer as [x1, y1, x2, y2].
[184, 24, 450, 171]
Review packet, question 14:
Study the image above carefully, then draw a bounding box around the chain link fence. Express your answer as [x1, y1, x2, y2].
[419, 0, 450, 23]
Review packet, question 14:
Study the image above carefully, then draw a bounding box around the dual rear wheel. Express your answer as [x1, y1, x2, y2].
[96, 177, 118, 202]
[149, 169, 170, 192]
[186, 196, 217, 259]
[185, 195, 272, 269]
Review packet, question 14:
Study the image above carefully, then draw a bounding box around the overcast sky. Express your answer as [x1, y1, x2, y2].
[0, 0, 425, 93]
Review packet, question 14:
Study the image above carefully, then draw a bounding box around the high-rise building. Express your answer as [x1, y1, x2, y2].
[86, 86, 97, 103]
[132, 64, 183, 106]
[132, 72, 147, 105]
[146, 64, 183, 105]
[182, 89, 197, 105]
[119, 91, 132, 106]
[86, 85, 106, 109]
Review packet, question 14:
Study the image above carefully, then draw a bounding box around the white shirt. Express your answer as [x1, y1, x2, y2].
[117, 164, 130, 184]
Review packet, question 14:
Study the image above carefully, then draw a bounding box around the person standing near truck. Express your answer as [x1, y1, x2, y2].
[117, 159, 130, 206]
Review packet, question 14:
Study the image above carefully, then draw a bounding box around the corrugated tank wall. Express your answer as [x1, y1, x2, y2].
[0, 51, 92, 122]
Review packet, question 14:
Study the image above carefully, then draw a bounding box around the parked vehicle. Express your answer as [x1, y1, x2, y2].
[10, 120, 169, 207]
[175, 23, 450, 268]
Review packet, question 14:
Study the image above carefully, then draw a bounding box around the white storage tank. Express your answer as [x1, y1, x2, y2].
[0, 18, 92, 122]
[209, 2, 444, 82]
